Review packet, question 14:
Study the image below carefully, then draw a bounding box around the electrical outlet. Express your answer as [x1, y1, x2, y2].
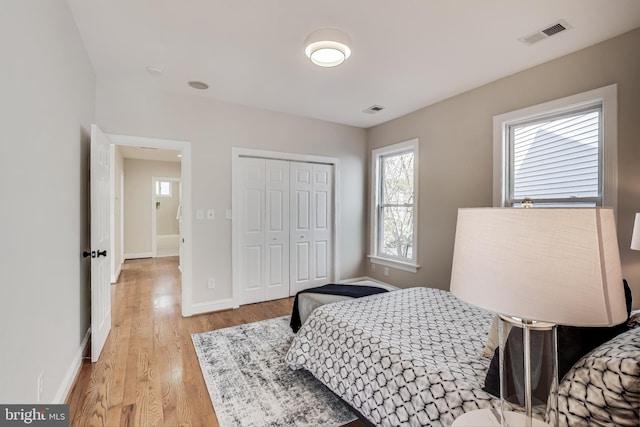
[384, 267, 390, 276]
[37, 371, 44, 403]
[208, 278, 215, 289]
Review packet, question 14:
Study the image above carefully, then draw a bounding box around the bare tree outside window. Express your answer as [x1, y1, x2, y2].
[379, 151, 414, 259]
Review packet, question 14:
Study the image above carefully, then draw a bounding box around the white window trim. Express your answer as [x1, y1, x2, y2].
[493, 84, 617, 214]
[155, 179, 173, 198]
[369, 138, 420, 273]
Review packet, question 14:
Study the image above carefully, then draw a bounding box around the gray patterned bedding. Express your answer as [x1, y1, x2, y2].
[285, 286, 640, 426]
[285, 287, 503, 426]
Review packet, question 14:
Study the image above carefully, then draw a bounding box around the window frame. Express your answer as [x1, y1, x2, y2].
[493, 84, 617, 213]
[369, 138, 420, 273]
[155, 180, 173, 198]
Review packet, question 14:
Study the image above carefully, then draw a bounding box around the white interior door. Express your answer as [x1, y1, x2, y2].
[265, 160, 290, 300]
[312, 164, 332, 285]
[238, 158, 291, 304]
[290, 162, 333, 295]
[239, 158, 266, 305]
[236, 156, 333, 303]
[90, 124, 112, 362]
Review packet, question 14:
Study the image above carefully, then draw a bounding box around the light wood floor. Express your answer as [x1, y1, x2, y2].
[66, 257, 366, 427]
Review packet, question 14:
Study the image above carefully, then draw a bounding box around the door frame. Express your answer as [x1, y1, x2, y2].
[108, 133, 194, 317]
[231, 147, 341, 308]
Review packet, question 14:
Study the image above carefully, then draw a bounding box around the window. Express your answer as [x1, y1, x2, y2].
[494, 85, 617, 210]
[370, 139, 419, 272]
[155, 180, 173, 197]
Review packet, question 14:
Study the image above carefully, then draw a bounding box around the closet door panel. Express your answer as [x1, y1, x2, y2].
[312, 164, 333, 283]
[239, 158, 266, 305]
[265, 160, 290, 300]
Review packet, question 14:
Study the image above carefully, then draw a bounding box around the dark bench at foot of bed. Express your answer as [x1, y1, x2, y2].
[290, 283, 390, 332]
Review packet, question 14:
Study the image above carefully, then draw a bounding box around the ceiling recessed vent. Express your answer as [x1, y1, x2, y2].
[362, 105, 385, 114]
[519, 19, 572, 45]
[542, 23, 567, 37]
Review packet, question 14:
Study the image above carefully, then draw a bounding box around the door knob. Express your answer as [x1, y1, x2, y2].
[97, 250, 107, 257]
[82, 251, 96, 258]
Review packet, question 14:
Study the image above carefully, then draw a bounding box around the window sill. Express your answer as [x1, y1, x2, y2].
[368, 255, 419, 273]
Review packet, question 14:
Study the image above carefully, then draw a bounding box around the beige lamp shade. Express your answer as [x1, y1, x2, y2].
[631, 213, 640, 250]
[450, 208, 627, 327]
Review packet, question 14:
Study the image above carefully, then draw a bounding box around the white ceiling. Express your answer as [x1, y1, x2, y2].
[67, 0, 640, 129]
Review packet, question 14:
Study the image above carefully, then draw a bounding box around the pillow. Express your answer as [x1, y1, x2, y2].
[483, 280, 633, 405]
[551, 326, 640, 427]
[482, 314, 513, 358]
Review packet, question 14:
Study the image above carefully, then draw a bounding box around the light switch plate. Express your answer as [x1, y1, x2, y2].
[207, 209, 216, 220]
[196, 209, 204, 220]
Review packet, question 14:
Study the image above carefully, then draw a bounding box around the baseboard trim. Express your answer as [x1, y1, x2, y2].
[111, 262, 122, 284]
[124, 252, 153, 260]
[55, 328, 90, 404]
[188, 298, 234, 316]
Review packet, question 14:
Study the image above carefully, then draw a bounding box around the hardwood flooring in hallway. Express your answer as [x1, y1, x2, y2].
[66, 257, 366, 427]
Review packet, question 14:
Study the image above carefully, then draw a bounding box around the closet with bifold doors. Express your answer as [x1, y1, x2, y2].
[237, 157, 333, 305]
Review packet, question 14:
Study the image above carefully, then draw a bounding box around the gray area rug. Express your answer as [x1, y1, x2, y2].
[192, 316, 357, 427]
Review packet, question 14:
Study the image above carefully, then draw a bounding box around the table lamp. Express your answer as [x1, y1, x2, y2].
[450, 207, 627, 427]
[631, 213, 640, 251]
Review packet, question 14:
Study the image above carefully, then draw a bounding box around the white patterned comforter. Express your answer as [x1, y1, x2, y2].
[285, 287, 499, 427]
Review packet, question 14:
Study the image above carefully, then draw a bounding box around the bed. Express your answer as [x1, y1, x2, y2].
[285, 287, 640, 427]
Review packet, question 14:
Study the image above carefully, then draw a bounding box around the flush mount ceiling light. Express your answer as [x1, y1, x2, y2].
[304, 29, 352, 67]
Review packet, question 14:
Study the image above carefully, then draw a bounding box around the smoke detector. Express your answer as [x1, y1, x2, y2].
[519, 19, 572, 45]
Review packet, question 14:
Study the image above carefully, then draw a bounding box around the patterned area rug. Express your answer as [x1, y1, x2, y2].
[192, 316, 357, 427]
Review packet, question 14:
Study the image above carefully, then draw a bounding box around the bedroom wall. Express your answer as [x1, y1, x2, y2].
[366, 27, 640, 307]
[95, 79, 368, 309]
[123, 159, 181, 258]
[0, 0, 95, 403]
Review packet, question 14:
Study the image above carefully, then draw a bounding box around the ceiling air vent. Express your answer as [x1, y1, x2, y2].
[519, 19, 572, 45]
[362, 105, 385, 114]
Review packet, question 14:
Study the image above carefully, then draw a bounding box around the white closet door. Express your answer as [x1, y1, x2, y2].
[290, 162, 333, 295]
[238, 158, 290, 304]
[239, 158, 266, 305]
[265, 160, 290, 300]
[312, 164, 332, 285]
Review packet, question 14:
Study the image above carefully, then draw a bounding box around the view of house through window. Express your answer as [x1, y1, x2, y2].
[494, 85, 617, 211]
[507, 104, 602, 207]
